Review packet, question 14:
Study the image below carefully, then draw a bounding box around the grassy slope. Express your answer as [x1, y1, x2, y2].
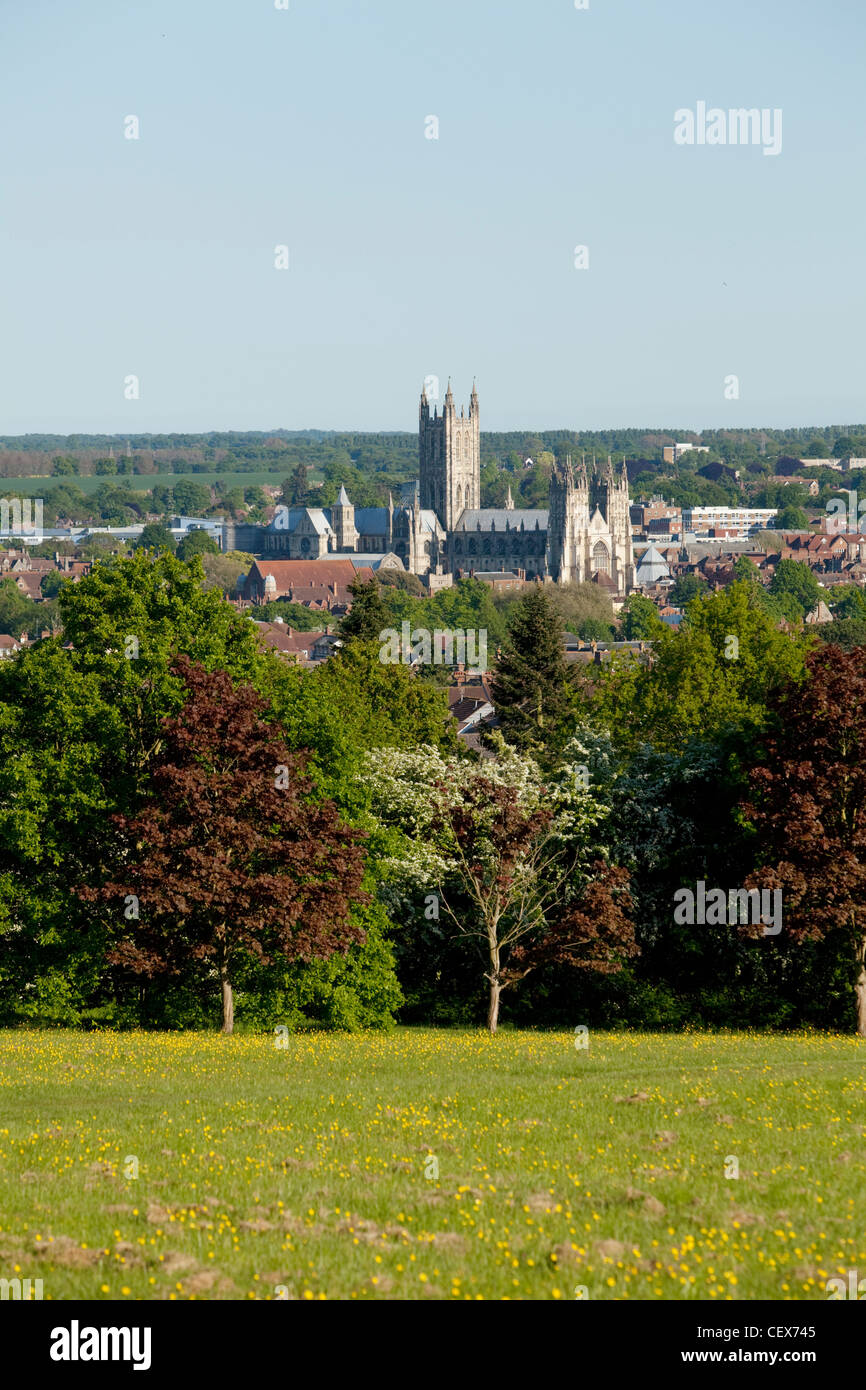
[0, 1029, 862, 1301]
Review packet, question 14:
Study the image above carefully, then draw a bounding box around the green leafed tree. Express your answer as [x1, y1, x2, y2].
[339, 577, 390, 644]
[588, 581, 812, 754]
[136, 522, 176, 553]
[768, 557, 821, 620]
[775, 504, 810, 531]
[619, 594, 665, 641]
[670, 572, 708, 607]
[490, 587, 575, 761]
[176, 529, 219, 562]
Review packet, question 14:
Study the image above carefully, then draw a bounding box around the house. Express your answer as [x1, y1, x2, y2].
[251, 620, 326, 661]
[0, 634, 23, 659]
[239, 559, 374, 608]
[13, 573, 45, 601]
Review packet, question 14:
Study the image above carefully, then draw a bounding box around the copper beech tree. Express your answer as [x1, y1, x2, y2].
[743, 645, 866, 1034]
[79, 657, 367, 1033]
[434, 779, 637, 1032]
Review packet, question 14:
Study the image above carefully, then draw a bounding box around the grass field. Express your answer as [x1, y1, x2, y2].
[1, 1029, 862, 1301]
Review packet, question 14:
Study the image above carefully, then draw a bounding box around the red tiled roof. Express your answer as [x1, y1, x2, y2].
[254, 622, 327, 656]
[250, 560, 372, 588]
[14, 574, 43, 600]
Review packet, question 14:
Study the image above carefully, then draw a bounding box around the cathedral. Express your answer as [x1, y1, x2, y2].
[226, 383, 634, 595]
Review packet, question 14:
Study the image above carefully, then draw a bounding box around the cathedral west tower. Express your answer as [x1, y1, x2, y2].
[419, 379, 480, 531]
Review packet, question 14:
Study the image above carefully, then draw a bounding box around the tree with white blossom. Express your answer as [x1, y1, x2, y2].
[360, 736, 636, 1031]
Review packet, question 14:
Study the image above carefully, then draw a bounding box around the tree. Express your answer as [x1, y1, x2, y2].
[40, 571, 66, 599]
[541, 581, 616, 637]
[339, 577, 389, 644]
[769, 558, 821, 619]
[620, 594, 664, 640]
[172, 480, 212, 515]
[56, 550, 269, 780]
[137, 523, 176, 553]
[803, 438, 830, 458]
[732, 556, 760, 583]
[176, 530, 219, 562]
[80, 659, 368, 1033]
[273, 640, 459, 799]
[816, 618, 866, 652]
[52, 456, 79, 476]
[775, 504, 809, 531]
[671, 572, 708, 606]
[589, 582, 811, 754]
[259, 599, 330, 631]
[833, 437, 865, 463]
[435, 781, 635, 1030]
[577, 617, 615, 642]
[490, 587, 574, 759]
[0, 577, 34, 637]
[361, 741, 635, 1031]
[281, 464, 308, 506]
[830, 586, 866, 622]
[742, 646, 866, 1033]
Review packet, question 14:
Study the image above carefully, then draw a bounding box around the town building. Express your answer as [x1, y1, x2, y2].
[681, 505, 778, 539]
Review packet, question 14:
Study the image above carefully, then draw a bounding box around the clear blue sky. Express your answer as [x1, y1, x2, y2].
[1, 0, 863, 434]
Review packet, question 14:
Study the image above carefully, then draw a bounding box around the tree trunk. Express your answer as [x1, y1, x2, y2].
[221, 960, 234, 1036]
[486, 933, 504, 1033]
[487, 978, 501, 1033]
[856, 947, 866, 1037]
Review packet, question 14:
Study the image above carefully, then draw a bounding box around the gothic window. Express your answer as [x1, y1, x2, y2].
[592, 541, 610, 575]
[456, 484, 463, 511]
[301, 536, 310, 553]
[468, 538, 477, 555]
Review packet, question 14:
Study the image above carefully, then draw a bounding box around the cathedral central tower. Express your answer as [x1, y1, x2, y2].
[419, 379, 480, 530]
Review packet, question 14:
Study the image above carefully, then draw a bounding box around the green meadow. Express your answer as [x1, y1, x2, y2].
[1, 1029, 862, 1301]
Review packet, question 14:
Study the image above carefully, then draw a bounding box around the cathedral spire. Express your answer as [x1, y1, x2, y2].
[505, 483, 515, 510]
